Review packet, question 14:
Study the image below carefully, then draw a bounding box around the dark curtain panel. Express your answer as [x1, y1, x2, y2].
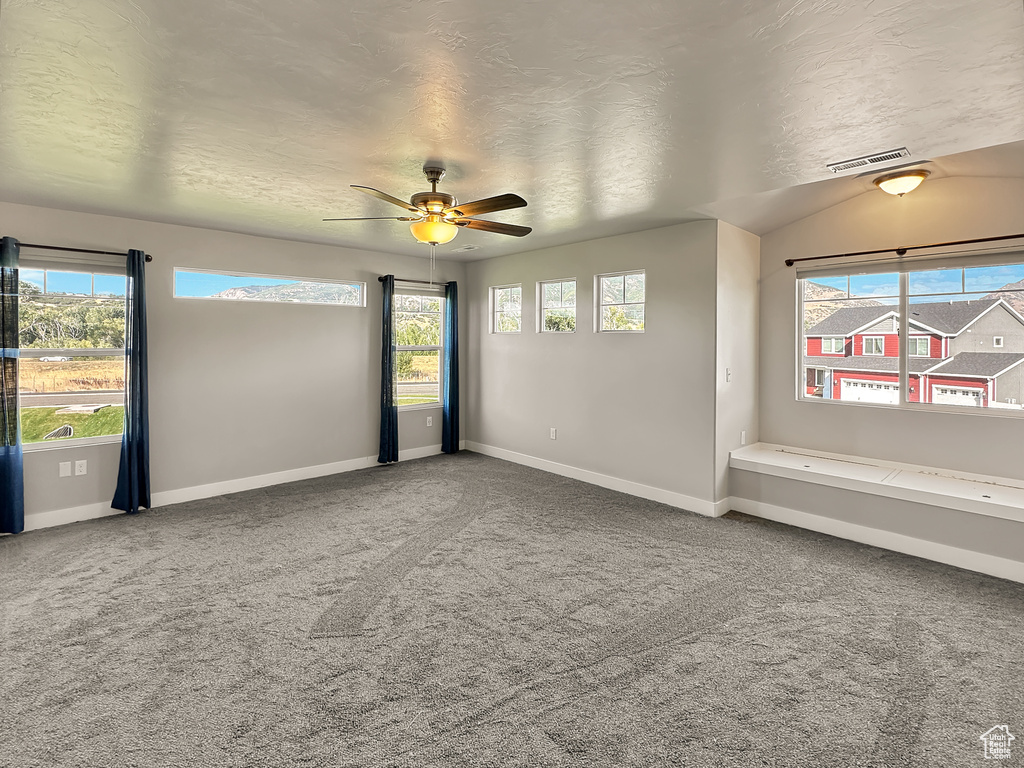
[1, 237, 24, 534]
[378, 275, 398, 463]
[442, 281, 459, 454]
[112, 249, 151, 514]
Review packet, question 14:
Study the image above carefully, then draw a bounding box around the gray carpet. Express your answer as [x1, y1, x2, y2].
[2, 452, 1022, 767]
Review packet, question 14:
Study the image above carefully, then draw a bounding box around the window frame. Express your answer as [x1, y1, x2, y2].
[537, 278, 577, 333]
[490, 283, 523, 334]
[173, 267, 366, 307]
[595, 270, 646, 333]
[393, 291, 445, 411]
[797, 252, 1024, 419]
[821, 336, 844, 354]
[861, 336, 885, 356]
[17, 259, 128, 452]
[994, 336, 1004, 348]
[908, 337, 930, 357]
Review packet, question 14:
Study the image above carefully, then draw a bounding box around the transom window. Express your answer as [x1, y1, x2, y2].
[394, 294, 444, 407]
[491, 284, 522, 333]
[174, 268, 364, 306]
[18, 264, 127, 446]
[539, 279, 576, 332]
[597, 271, 645, 332]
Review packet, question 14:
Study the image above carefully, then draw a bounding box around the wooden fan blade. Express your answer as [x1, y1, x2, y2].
[322, 216, 421, 221]
[454, 218, 532, 237]
[351, 185, 421, 213]
[446, 194, 527, 218]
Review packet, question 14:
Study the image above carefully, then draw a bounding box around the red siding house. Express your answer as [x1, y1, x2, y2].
[804, 299, 1024, 408]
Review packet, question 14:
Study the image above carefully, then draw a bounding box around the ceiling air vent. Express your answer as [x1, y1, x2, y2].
[827, 147, 911, 173]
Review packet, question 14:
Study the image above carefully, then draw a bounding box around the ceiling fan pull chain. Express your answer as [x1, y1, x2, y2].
[430, 243, 435, 285]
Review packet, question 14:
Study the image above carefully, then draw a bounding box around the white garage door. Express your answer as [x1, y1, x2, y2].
[840, 379, 900, 404]
[932, 386, 984, 406]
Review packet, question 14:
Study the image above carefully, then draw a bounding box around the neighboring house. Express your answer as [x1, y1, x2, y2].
[804, 299, 1024, 407]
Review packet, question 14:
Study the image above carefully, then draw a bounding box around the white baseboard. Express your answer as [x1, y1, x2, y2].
[24, 501, 123, 532]
[728, 497, 1024, 584]
[465, 441, 721, 517]
[25, 443, 459, 532]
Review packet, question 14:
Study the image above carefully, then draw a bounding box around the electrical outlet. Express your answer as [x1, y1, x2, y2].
[59, 461, 72, 478]
[426, 416, 433, 427]
[726, 368, 732, 382]
[550, 428, 557, 440]
[741, 430, 747, 445]
[74, 460, 87, 476]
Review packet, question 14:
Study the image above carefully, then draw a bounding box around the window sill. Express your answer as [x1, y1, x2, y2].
[23, 434, 122, 452]
[730, 442, 1024, 524]
[399, 403, 443, 412]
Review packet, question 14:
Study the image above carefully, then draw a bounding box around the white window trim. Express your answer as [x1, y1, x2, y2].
[908, 337, 930, 357]
[821, 337, 844, 354]
[797, 257, 1024, 419]
[173, 267, 366, 307]
[994, 336, 1005, 348]
[490, 283, 523, 334]
[862, 336, 885, 356]
[23, 434, 122, 452]
[537, 278, 577, 333]
[18, 260, 128, 448]
[394, 293, 445, 410]
[595, 270, 646, 333]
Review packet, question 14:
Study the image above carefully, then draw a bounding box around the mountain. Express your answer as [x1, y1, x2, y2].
[802, 281, 884, 328]
[985, 278, 1024, 316]
[211, 282, 360, 304]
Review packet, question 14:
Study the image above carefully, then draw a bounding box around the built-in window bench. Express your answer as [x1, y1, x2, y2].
[728, 443, 1024, 583]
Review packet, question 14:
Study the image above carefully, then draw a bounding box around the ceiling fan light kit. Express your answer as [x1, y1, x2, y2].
[324, 164, 532, 246]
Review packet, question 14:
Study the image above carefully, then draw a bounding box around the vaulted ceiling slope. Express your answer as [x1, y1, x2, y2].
[1, 0, 1022, 260]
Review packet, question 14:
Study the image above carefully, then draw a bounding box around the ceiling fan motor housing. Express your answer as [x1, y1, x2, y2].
[410, 191, 457, 214]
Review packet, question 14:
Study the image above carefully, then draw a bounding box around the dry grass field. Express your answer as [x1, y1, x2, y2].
[19, 359, 124, 393]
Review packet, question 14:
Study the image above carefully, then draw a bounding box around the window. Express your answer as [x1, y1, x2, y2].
[491, 284, 522, 333]
[395, 294, 444, 407]
[821, 337, 844, 353]
[18, 264, 126, 446]
[799, 259, 1024, 413]
[597, 271, 645, 331]
[539, 279, 576, 332]
[174, 269, 364, 306]
[862, 336, 884, 355]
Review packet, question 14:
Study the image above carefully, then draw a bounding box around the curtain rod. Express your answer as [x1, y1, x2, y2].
[19, 242, 153, 262]
[378, 276, 449, 286]
[785, 232, 1024, 268]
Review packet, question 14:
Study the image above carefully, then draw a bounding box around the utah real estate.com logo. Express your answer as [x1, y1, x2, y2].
[980, 726, 1015, 760]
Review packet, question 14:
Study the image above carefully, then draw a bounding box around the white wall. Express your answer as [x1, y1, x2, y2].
[465, 219, 758, 514]
[759, 176, 1024, 480]
[2, 201, 465, 522]
[715, 221, 760, 501]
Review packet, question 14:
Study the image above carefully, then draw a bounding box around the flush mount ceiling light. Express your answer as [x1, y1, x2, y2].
[874, 169, 930, 196]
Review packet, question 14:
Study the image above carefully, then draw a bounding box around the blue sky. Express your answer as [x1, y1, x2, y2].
[21, 269, 126, 297]
[174, 271, 302, 298]
[809, 264, 1024, 299]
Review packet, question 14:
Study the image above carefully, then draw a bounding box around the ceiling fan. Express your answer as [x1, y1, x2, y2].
[323, 165, 532, 246]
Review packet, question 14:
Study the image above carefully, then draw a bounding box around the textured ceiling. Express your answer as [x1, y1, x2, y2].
[0, 0, 1023, 261]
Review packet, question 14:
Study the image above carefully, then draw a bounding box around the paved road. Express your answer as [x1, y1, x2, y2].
[21, 392, 124, 408]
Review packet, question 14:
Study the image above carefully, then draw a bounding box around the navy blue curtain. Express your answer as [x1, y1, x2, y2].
[112, 250, 151, 514]
[1, 237, 24, 534]
[442, 281, 459, 454]
[378, 275, 398, 463]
